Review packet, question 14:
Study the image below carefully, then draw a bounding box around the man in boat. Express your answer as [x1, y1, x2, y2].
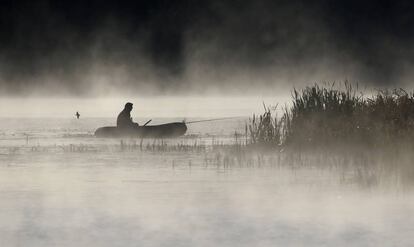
[117, 102, 139, 129]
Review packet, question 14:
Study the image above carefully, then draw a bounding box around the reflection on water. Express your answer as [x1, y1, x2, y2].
[0, 119, 413, 246]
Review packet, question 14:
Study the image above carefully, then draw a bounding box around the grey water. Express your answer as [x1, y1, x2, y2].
[1, 118, 413, 247]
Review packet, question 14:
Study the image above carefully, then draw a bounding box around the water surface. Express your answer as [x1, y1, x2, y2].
[0, 118, 413, 246]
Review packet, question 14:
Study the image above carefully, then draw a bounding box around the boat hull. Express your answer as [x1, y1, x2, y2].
[94, 122, 187, 138]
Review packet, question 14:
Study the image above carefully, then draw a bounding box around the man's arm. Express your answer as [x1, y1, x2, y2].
[130, 117, 139, 127]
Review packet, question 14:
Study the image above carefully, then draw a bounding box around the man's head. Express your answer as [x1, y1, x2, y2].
[124, 102, 133, 112]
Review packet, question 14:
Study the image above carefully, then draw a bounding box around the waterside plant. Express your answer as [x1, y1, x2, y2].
[248, 82, 414, 149]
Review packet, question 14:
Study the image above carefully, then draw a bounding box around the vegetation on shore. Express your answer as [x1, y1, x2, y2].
[248, 82, 414, 149]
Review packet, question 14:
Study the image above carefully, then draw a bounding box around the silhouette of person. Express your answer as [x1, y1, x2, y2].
[117, 102, 139, 128]
[76, 111, 80, 119]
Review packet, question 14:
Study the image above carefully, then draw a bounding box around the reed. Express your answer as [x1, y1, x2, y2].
[247, 104, 282, 147]
[248, 82, 414, 149]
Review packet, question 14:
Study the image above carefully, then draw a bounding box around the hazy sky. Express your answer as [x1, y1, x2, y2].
[1, 0, 414, 96]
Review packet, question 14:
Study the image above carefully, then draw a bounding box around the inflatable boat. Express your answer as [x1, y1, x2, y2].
[95, 122, 187, 138]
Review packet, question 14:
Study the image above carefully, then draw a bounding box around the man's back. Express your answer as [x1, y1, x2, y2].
[117, 102, 138, 129]
[117, 110, 133, 128]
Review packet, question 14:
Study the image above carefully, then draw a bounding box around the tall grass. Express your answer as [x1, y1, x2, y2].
[248, 104, 282, 147]
[248, 82, 414, 148]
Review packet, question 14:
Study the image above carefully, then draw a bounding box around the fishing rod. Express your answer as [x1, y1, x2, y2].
[143, 119, 152, 126]
[185, 117, 243, 124]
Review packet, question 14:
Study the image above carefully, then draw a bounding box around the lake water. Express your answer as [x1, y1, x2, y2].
[1, 118, 413, 246]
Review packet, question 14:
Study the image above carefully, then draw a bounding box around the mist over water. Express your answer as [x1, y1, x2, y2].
[1, 117, 413, 246]
[0, 96, 285, 118]
[2, 1, 414, 246]
[2, 1, 414, 97]
[2, 155, 414, 247]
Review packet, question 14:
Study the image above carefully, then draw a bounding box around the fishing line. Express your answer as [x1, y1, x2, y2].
[185, 117, 243, 124]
